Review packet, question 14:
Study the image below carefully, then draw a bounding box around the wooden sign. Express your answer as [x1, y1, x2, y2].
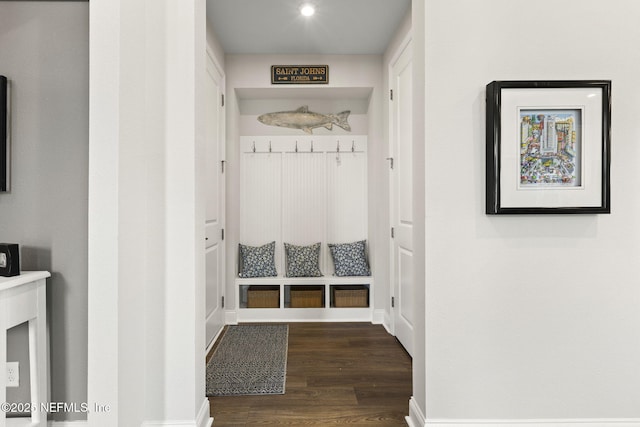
[271, 65, 328, 84]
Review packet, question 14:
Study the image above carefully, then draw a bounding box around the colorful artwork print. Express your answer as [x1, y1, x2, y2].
[519, 109, 582, 188]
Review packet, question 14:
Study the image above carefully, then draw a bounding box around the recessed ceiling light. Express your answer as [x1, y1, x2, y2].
[300, 4, 315, 17]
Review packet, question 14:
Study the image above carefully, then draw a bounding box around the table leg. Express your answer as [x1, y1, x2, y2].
[29, 292, 48, 425]
[1, 326, 6, 424]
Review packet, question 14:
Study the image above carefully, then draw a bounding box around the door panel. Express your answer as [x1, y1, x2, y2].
[390, 40, 414, 356]
[205, 53, 225, 348]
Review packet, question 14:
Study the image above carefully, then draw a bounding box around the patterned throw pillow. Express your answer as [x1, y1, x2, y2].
[328, 240, 371, 277]
[284, 242, 323, 277]
[238, 241, 278, 278]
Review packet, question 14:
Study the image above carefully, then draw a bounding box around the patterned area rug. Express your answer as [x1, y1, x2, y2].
[206, 324, 288, 396]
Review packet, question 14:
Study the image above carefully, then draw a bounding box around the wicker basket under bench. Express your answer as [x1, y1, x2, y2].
[290, 285, 324, 308]
[332, 285, 369, 307]
[236, 276, 373, 322]
[247, 285, 280, 308]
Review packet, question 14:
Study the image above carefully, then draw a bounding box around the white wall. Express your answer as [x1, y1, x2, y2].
[224, 54, 387, 318]
[422, 0, 640, 421]
[88, 0, 209, 425]
[0, 2, 89, 421]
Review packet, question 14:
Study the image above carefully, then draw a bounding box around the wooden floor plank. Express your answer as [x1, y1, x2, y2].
[207, 322, 412, 426]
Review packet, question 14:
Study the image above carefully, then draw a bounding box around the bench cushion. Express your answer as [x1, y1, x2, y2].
[238, 241, 278, 278]
[328, 240, 371, 277]
[284, 242, 322, 277]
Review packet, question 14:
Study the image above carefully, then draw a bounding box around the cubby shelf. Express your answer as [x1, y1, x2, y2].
[236, 277, 373, 322]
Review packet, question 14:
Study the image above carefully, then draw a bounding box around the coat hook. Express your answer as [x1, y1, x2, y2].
[336, 140, 340, 153]
[252, 141, 256, 153]
[351, 140, 355, 152]
[269, 141, 272, 152]
[311, 140, 314, 152]
[295, 140, 298, 153]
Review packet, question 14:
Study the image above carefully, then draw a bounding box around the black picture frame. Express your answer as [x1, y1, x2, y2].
[486, 80, 611, 215]
[1, 75, 7, 192]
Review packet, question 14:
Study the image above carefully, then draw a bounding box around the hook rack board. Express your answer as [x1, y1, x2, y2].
[240, 135, 367, 154]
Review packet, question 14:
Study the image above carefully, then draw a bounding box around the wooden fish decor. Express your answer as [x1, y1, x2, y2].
[257, 106, 351, 134]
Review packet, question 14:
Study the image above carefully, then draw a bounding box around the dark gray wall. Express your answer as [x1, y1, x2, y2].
[0, 1, 89, 421]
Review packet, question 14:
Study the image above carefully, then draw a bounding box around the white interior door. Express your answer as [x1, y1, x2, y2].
[205, 52, 225, 348]
[390, 39, 414, 356]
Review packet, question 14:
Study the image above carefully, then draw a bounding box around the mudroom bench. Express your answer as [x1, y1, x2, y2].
[236, 135, 372, 323]
[235, 275, 373, 322]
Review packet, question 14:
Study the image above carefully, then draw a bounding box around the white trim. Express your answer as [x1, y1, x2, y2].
[48, 422, 89, 427]
[205, 327, 224, 355]
[3, 421, 88, 427]
[196, 398, 213, 427]
[205, 47, 224, 84]
[406, 396, 426, 427]
[387, 31, 412, 71]
[224, 310, 238, 325]
[387, 32, 412, 344]
[425, 420, 640, 427]
[372, 309, 385, 325]
[140, 399, 212, 427]
[141, 422, 205, 426]
[381, 309, 393, 334]
[387, 32, 415, 357]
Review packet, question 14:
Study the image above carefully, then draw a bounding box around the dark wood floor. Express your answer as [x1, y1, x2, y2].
[207, 322, 412, 426]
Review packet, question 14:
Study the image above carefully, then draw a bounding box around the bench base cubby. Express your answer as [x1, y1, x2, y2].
[236, 277, 373, 322]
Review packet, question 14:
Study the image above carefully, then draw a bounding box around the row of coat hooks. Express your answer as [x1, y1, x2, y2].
[251, 140, 356, 153]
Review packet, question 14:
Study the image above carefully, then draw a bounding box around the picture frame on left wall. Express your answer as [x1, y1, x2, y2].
[1, 75, 8, 192]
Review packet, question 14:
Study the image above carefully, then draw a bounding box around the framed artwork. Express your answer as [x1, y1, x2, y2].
[486, 80, 611, 214]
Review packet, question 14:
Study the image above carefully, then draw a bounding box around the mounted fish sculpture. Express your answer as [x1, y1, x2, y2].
[257, 106, 351, 134]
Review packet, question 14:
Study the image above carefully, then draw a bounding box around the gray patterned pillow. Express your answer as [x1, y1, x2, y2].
[328, 240, 371, 277]
[284, 242, 322, 277]
[238, 241, 278, 278]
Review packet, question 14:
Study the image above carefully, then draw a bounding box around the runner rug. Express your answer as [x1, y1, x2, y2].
[206, 324, 288, 396]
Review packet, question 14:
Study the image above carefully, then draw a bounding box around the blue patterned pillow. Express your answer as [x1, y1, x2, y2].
[238, 241, 278, 278]
[328, 240, 371, 277]
[284, 242, 322, 277]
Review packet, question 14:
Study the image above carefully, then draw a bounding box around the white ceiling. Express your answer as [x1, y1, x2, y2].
[206, 0, 411, 55]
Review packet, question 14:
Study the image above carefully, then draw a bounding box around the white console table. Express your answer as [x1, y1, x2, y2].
[0, 271, 50, 426]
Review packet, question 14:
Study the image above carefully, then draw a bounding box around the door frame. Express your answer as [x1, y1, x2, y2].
[388, 32, 413, 354]
[205, 46, 226, 352]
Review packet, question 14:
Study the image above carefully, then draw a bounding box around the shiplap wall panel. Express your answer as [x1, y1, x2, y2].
[240, 153, 282, 271]
[326, 151, 368, 241]
[282, 152, 327, 274]
[326, 152, 368, 275]
[281, 154, 326, 243]
[240, 136, 367, 276]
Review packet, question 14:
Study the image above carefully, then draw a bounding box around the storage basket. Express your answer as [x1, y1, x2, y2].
[247, 286, 280, 308]
[333, 285, 369, 307]
[290, 286, 324, 308]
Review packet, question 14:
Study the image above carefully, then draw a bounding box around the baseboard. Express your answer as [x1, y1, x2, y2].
[206, 327, 225, 355]
[196, 398, 213, 427]
[140, 399, 211, 427]
[6, 420, 88, 427]
[224, 310, 238, 325]
[406, 396, 426, 427]
[405, 396, 640, 427]
[39, 401, 211, 427]
[372, 309, 385, 325]
[48, 422, 89, 427]
[424, 419, 640, 427]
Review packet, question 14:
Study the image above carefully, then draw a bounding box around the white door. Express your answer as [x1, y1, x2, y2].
[390, 39, 414, 356]
[205, 52, 225, 348]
